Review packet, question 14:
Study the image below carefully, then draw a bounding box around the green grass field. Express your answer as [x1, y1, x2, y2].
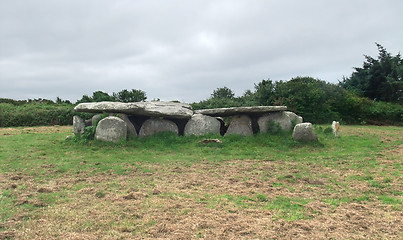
[0, 125, 402, 239]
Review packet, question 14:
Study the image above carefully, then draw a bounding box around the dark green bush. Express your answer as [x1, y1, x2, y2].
[0, 102, 93, 127]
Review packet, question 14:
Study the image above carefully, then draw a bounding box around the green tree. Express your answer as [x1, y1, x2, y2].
[56, 97, 72, 105]
[192, 87, 240, 110]
[254, 79, 276, 105]
[113, 89, 147, 102]
[76, 91, 115, 103]
[273, 77, 343, 123]
[340, 43, 403, 103]
[92, 91, 115, 102]
[211, 87, 235, 99]
[76, 95, 92, 104]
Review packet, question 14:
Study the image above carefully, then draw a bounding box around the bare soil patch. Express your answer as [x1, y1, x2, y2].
[0, 125, 71, 136]
[2, 158, 402, 239]
[1, 125, 402, 239]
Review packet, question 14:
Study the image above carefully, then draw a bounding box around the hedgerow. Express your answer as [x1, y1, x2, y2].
[0, 102, 93, 127]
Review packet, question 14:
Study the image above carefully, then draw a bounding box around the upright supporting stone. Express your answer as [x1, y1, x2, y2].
[284, 111, 303, 125]
[139, 118, 179, 137]
[91, 114, 102, 126]
[73, 115, 85, 135]
[184, 114, 221, 136]
[225, 115, 253, 136]
[292, 123, 318, 141]
[117, 113, 137, 138]
[95, 116, 127, 142]
[258, 112, 293, 132]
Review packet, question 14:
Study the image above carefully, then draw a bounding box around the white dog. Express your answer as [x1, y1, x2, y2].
[331, 121, 340, 137]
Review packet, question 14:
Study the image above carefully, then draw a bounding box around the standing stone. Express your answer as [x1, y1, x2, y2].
[139, 118, 179, 137]
[331, 121, 340, 137]
[258, 112, 293, 132]
[95, 116, 127, 142]
[91, 114, 102, 126]
[73, 115, 85, 135]
[225, 115, 253, 136]
[117, 113, 137, 138]
[292, 123, 318, 141]
[284, 111, 303, 125]
[84, 119, 92, 127]
[184, 114, 221, 136]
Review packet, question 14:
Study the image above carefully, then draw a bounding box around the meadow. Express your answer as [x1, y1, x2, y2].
[0, 125, 402, 239]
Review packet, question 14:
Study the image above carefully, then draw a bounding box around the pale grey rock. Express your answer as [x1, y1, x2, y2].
[139, 118, 178, 137]
[225, 115, 253, 136]
[74, 101, 193, 119]
[292, 123, 318, 141]
[284, 111, 303, 124]
[258, 112, 293, 132]
[117, 113, 137, 138]
[73, 115, 85, 135]
[91, 114, 102, 126]
[184, 114, 221, 136]
[195, 106, 287, 117]
[84, 119, 92, 127]
[95, 116, 127, 142]
[332, 121, 340, 137]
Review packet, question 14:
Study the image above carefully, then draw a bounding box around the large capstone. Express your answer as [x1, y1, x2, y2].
[184, 114, 221, 136]
[139, 118, 179, 137]
[95, 116, 127, 142]
[73, 115, 85, 135]
[225, 115, 253, 136]
[258, 112, 293, 132]
[195, 106, 287, 117]
[292, 123, 318, 141]
[74, 101, 193, 119]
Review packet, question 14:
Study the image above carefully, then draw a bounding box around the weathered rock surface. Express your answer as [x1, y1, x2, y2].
[73, 115, 85, 135]
[195, 106, 287, 117]
[225, 115, 253, 136]
[184, 114, 221, 136]
[284, 111, 303, 124]
[74, 101, 193, 119]
[258, 112, 293, 132]
[292, 123, 318, 141]
[95, 116, 127, 142]
[91, 114, 102, 126]
[117, 113, 137, 138]
[332, 121, 340, 137]
[139, 118, 179, 137]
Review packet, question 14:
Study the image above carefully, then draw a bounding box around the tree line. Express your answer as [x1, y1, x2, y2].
[1, 43, 402, 126]
[191, 43, 402, 124]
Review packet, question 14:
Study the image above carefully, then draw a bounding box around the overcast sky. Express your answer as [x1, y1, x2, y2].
[1, 0, 402, 103]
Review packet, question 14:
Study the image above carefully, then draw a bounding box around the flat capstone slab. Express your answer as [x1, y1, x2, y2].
[74, 101, 193, 119]
[194, 106, 287, 117]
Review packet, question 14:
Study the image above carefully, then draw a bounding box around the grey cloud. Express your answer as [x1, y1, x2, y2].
[1, 0, 402, 103]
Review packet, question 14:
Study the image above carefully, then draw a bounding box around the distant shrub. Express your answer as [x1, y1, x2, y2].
[0, 102, 93, 127]
[365, 101, 402, 125]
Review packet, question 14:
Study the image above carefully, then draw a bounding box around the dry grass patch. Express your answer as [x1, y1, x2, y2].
[1, 125, 402, 239]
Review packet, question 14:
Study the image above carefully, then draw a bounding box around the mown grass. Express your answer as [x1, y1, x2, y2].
[0, 125, 402, 239]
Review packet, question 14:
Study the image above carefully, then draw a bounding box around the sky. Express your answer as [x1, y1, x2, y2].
[1, 0, 402, 103]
